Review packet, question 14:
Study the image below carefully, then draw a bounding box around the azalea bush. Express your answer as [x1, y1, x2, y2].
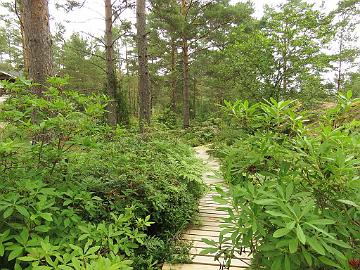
[0, 78, 205, 269]
[203, 93, 360, 270]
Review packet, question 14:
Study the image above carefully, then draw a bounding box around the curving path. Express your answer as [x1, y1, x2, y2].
[163, 146, 250, 270]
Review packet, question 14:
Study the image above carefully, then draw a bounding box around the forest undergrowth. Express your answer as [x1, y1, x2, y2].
[201, 92, 360, 270]
[0, 78, 205, 270]
[0, 78, 359, 270]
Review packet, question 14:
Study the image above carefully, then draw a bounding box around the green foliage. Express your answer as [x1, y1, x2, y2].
[204, 94, 359, 270]
[156, 108, 179, 129]
[0, 78, 205, 269]
[0, 180, 141, 269]
[60, 33, 106, 93]
[0, 9, 23, 71]
[180, 118, 220, 146]
[345, 70, 360, 98]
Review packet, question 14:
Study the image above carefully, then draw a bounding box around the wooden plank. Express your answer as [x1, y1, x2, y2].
[199, 206, 230, 211]
[204, 179, 223, 182]
[163, 147, 250, 270]
[203, 193, 219, 197]
[163, 264, 215, 270]
[193, 221, 227, 228]
[201, 195, 225, 200]
[199, 211, 228, 217]
[202, 192, 219, 195]
[199, 198, 218, 202]
[200, 198, 224, 202]
[199, 201, 230, 205]
[198, 207, 229, 212]
[183, 234, 220, 242]
[199, 209, 229, 215]
[200, 205, 231, 210]
[199, 203, 230, 208]
[203, 175, 223, 180]
[199, 198, 220, 203]
[201, 195, 218, 199]
[199, 215, 224, 220]
[188, 240, 221, 248]
[198, 218, 226, 224]
[163, 263, 247, 270]
[199, 216, 228, 223]
[189, 241, 252, 254]
[204, 180, 224, 184]
[191, 255, 250, 267]
[199, 211, 225, 216]
[191, 225, 222, 232]
[185, 229, 222, 237]
[199, 214, 228, 219]
[183, 234, 215, 241]
[187, 240, 235, 249]
[184, 230, 232, 239]
[190, 249, 252, 260]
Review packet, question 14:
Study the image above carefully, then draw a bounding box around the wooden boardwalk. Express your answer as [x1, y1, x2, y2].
[163, 146, 251, 270]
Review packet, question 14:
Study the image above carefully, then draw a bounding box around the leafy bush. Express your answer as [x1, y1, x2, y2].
[155, 108, 179, 129]
[68, 135, 205, 237]
[180, 118, 220, 146]
[0, 78, 205, 269]
[203, 93, 359, 270]
[0, 180, 143, 269]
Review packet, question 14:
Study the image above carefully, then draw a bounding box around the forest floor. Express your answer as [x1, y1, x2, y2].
[162, 145, 251, 270]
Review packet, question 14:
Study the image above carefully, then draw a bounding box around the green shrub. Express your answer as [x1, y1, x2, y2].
[203, 93, 359, 270]
[0, 180, 144, 269]
[155, 108, 179, 129]
[180, 118, 220, 146]
[0, 78, 205, 269]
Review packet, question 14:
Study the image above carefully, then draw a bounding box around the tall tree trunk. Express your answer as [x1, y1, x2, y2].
[282, 58, 287, 99]
[20, 25, 30, 76]
[337, 27, 344, 92]
[192, 77, 196, 119]
[14, 0, 30, 76]
[281, 23, 288, 100]
[282, 46, 287, 100]
[125, 41, 132, 114]
[105, 0, 118, 126]
[181, 0, 190, 129]
[170, 39, 177, 112]
[23, 0, 52, 94]
[136, 0, 151, 132]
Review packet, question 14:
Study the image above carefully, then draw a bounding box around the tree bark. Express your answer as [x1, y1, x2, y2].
[136, 0, 151, 132]
[14, 0, 30, 76]
[20, 24, 30, 77]
[170, 39, 177, 112]
[23, 0, 52, 94]
[192, 77, 196, 119]
[282, 55, 287, 100]
[281, 21, 288, 100]
[337, 26, 344, 92]
[181, 0, 190, 129]
[105, 0, 118, 126]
